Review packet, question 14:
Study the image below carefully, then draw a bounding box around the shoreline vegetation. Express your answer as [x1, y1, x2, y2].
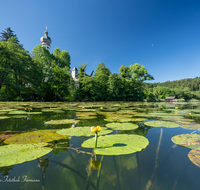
[1, 27, 200, 102]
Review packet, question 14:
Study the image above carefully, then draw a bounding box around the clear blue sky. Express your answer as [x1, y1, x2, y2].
[1, 0, 200, 83]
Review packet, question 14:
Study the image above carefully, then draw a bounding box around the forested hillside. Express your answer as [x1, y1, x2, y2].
[144, 77, 200, 100]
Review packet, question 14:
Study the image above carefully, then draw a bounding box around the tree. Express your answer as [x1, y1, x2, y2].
[31, 45, 71, 101]
[107, 73, 124, 100]
[94, 63, 111, 101]
[0, 27, 19, 42]
[0, 37, 39, 100]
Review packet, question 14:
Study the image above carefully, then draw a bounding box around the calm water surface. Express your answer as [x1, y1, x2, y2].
[0, 102, 200, 190]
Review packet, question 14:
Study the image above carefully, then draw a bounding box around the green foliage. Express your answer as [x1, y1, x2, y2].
[145, 77, 200, 100]
[0, 28, 155, 101]
[0, 27, 18, 42]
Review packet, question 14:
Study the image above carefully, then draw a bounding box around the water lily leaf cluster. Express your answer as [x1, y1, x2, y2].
[81, 134, 149, 155]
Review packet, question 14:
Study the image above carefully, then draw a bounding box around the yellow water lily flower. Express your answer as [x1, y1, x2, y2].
[175, 107, 178, 109]
[189, 113, 192, 115]
[91, 126, 101, 133]
[100, 107, 103, 109]
[82, 107, 85, 109]
[90, 159, 101, 170]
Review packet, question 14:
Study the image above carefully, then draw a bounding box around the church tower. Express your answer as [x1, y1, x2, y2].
[72, 67, 78, 79]
[40, 27, 52, 51]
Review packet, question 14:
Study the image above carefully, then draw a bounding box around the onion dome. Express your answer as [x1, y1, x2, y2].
[40, 27, 52, 49]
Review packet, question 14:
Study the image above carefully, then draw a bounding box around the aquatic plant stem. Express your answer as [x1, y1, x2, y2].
[96, 155, 104, 190]
[94, 132, 98, 148]
[50, 159, 95, 189]
[145, 144, 177, 190]
[136, 152, 141, 190]
[85, 155, 93, 190]
[155, 128, 163, 169]
[113, 156, 122, 190]
[146, 128, 163, 190]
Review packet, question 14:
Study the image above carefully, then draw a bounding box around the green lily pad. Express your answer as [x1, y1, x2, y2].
[8, 111, 28, 115]
[77, 116, 97, 119]
[0, 109, 17, 112]
[27, 112, 42, 115]
[0, 143, 52, 167]
[81, 134, 149, 155]
[180, 124, 200, 130]
[131, 118, 147, 122]
[8, 111, 42, 115]
[57, 127, 112, 137]
[188, 148, 200, 168]
[4, 130, 67, 144]
[187, 114, 200, 117]
[77, 109, 96, 112]
[171, 134, 200, 149]
[41, 109, 56, 112]
[104, 117, 132, 122]
[76, 112, 97, 116]
[106, 123, 138, 130]
[0, 116, 10, 119]
[45, 119, 79, 125]
[0, 112, 8, 115]
[144, 121, 180, 128]
[11, 115, 26, 118]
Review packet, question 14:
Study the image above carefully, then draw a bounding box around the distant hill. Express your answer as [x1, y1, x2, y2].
[145, 77, 200, 91]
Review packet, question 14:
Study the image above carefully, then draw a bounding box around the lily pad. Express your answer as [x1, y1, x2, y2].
[45, 119, 79, 125]
[171, 134, 200, 149]
[144, 121, 180, 128]
[8, 111, 42, 115]
[0, 112, 8, 115]
[0, 116, 10, 119]
[0, 143, 52, 167]
[106, 123, 138, 130]
[4, 130, 67, 144]
[41, 109, 56, 112]
[81, 134, 149, 155]
[131, 118, 147, 122]
[57, 127, 112, 137]
[76, 112, 97, 116]
[0, 109, 17, 112]
[8, 111, 28, 115]
[11, 115, 26, 118]
[188, 148, 200, 168]
[180, 124, 200, 130]
[77, 116, 97, 119]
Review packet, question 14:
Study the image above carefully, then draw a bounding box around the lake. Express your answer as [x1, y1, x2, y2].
[0, 101, 200, 190]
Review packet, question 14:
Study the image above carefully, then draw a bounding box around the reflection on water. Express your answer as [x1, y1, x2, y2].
[0, 102, 200, 190]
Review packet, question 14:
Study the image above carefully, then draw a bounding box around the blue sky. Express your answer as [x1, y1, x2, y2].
[1, 0, 200, 83]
